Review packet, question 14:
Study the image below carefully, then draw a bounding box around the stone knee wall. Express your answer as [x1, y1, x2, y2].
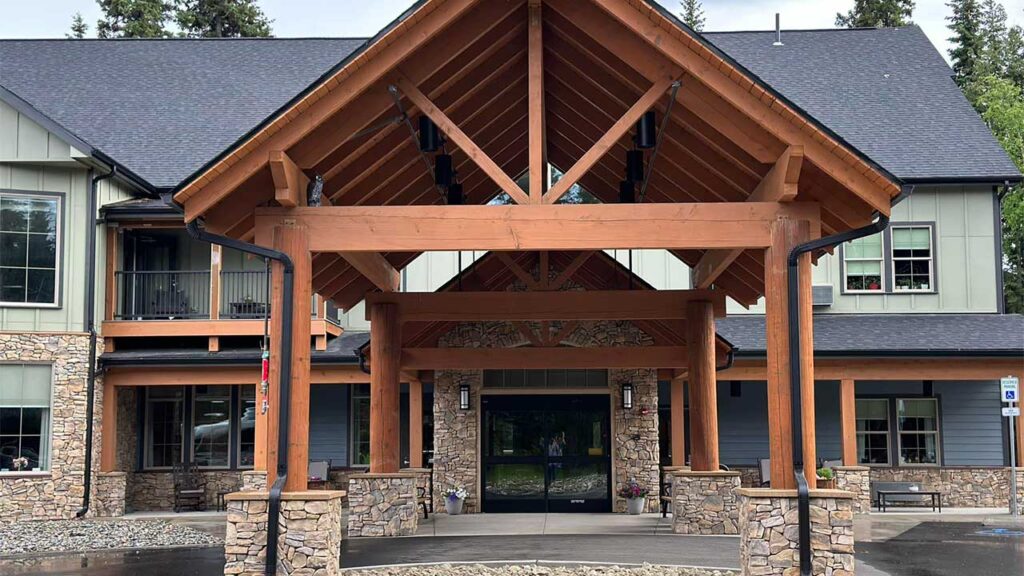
[128, 470, 243, 511]
[241, 471, 268, 492]
[672, 471, 741, 535]
[869, 467, 1011, 508]
[225, 491, 344, 576]
[834, 466, 871, 514]
[347, 473, 418, 537]
[0, 333, 96, 520]
[738, 489, 855, 576]
[1016, 469, 1024, 516]
[92, 471, 127, 517]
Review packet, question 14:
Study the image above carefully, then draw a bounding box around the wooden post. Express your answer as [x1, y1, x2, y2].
[528, 0, 546, 203]
[687, 300, 718, 471]
[764, 218, 815, 489]
[409, 378, 424, 468]
[210, 245, 222, 319]
[840, 379, 857, 466]
[370, 302, 402, 473]
[100, 382, 117, 472]
[104, 226, 118, 321]
[671, 378, 686, 467]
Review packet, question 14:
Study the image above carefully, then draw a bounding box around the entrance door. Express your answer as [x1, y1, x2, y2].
[481, 394, 611, 513]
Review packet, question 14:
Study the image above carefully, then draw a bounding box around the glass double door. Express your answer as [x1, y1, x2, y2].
[481, 394, 611, 513]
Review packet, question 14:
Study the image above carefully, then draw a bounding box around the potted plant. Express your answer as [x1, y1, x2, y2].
[816, 467, 836, 489]
[12, 457, 29, 472]
[441, 485, 468, 515]
[618, 480, 649, 515]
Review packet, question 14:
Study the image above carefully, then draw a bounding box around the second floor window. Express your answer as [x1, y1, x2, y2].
[891, 226, 933, 292]
[0, 192, 61, 306]
[843, 234, 884, 292]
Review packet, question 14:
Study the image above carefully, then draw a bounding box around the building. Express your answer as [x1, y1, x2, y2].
[1, 0, 1023, 536]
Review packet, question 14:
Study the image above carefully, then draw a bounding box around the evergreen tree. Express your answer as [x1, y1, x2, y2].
[947, 0, 984, 85]
[68, 13, 89, 38]
[976, 0, 1008, 78]
[175, 0, 272, 38]
[1005, 25, 1024, 88]
[95, 0, 174, 38]
[835, 0, 914, 28]
[679, 0, 705, 32]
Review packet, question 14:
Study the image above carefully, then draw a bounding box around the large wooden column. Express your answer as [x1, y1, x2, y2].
[687, 300, 719, 471]
[671, 378, 686, 466]
[840, 379, 857, 466]
[370, 302, 402, 473]
[409, 378, 424, 468]
[100, 382, 118, 472]
[764, 218, 816, 488]
[263, 224, 313, 491]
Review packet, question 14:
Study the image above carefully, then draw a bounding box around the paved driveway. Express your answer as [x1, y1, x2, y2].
[857, 522, 1024, 576]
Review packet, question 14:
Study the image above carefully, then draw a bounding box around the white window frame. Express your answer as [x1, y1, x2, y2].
[842, 234, 885, 294]
[0, 363, 53, 475]
[890, 225, 935, 293]
[190, 385, 233, 470]
[895, 397, 941, 467]
[0, 191, 63, 308]
[855, 398, 891, 466]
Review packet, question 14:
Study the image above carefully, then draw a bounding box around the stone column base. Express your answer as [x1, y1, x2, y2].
[1015, 469, 1024, 516]
[672, 470, 741, 535]
[737, 488, 855, 576]
[241, 471, 268, 492]
[347, 473, 418, 537]
[92, 471, 127, 517]
[224, 490, 345, 576]
[834, 466, 871, 514]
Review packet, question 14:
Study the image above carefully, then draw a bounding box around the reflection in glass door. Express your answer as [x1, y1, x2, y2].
[481, 395, 611, 513]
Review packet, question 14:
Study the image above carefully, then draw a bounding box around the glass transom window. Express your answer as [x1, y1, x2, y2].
[843, 233, 883, 292]
[0, 192, 61, 306]
[0, 364, 52, 472]
[891, 226, 933, 292]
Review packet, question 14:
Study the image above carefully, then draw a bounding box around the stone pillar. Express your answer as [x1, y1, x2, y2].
[672, 470, 741, 535]
[241, 471, 269, 492]
[737, 488, 855, 576]
[612, 368, 660, 513]
[224, 490, 344, 576]
[1016, 469, 1024, 516]
[834, 466, 871, 514]
[347, 473, 418, 537]
[92, 471, 127, 517]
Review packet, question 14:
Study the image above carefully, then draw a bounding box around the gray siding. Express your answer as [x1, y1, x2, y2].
[934, 380, 1004, 466]
[308, 385, 349, 465]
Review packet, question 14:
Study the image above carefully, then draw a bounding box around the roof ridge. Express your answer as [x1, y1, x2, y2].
[703, 25, 918, 35]
[0, 36, 369, 42]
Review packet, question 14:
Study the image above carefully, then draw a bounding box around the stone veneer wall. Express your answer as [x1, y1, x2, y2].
[92, 472, 127, 517]
[834, 466, 871, 514]
[733, 466, 762, 488]
[869, 466, 1012, 508]
[347, 473, 418, 537]
[241, 471, 268, 491]
[433, 312, 660, 514]
[224, 491, 345, 576]
[128, 470, 243, 511]
[1017, 469, 1024, 515]
[672, 470, 741, 535]
[0, 333, 98, 520]
[737, 488, 855, 576]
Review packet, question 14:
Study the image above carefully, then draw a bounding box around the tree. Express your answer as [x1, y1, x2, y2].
[975, 0, 1008, 79]
[95, 0, 174, 38]
[1005, 25, 1024, 88]
[835, 0, 915, 28]
[679, 0, 705, 32]
[175, 0, 272, 38]
[68, 13, 89, 38]
[947, 0, 984, 85]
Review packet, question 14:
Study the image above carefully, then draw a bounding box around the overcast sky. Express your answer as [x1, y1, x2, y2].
[3, 0, 1024, 63]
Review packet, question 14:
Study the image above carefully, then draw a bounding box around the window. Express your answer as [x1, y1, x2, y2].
[897, 399, 939, 465]
[891, 226, 933, 292]
[238, 386, 256, 468]
[0, 364, 52, 472]
[843, 233, 884, 292]
[351, 384, 370, 466]
[855, 399, 890, 465]
[145, 387, 184, 468]
[0, 192, 60, 306]
[192, 385, 231, 468]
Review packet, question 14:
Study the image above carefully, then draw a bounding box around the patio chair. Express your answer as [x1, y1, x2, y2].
[308, 460, 329, 488]
[173, 461, 207, 512]
[821, 459, 843, 470]
[757, 458, 771, 487]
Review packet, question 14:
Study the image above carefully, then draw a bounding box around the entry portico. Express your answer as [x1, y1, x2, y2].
[171, 0, 900, 572]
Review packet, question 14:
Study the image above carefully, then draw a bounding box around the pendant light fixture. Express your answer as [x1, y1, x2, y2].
[435, 153, 453, 187]
[625, 149, 645, 182]
[635, 110, 657, 149]
[418, 116, 441, 152]
[619, 180, 636, 204]
[447, 182, 464, 205]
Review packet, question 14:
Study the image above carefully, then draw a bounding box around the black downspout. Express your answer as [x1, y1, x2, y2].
[786, 211, 893, 575]
[183, 218, 294, 576]
[77, 166, 117, 519]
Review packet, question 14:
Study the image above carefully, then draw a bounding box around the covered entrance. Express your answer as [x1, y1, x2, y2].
[482, 394, 611, 513]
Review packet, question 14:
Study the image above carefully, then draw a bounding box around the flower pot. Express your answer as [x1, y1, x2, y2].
[817, 477, 836, 490]
[626, 496, 645, 515]
[445, 497, 465, 515]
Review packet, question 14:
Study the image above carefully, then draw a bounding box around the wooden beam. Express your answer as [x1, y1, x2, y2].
[370, 302, 402, 473]
[401, 345, 690, 370]
[671, 378, 686, 467]
[495, 252, 541, 290]
[100, 382, 117, 472]
[255, 203, 821, 252]
[514, 321, 544, 347]
[549, 252, 593, 290]
[693, 146, 804, 289]
[687, 300, 718, 471]
[269, 150, 309, 208]
[528, 0, 546, 203]
[365, 289, 727, 322]
[409, 379, 424, 468]
[104, 365, 371, 387]
[840, 379, 857, 466]
[102, 318, 336, 338]
[338, 252, 401, 292]
[395, 75, 531, 206]
[543, 76, 674, 204]
[104, 226, 118, 321]
[719, 357, 1024, 381]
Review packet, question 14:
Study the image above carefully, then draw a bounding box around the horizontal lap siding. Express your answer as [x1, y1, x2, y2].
[935, 380, 1004, 466]
[309, 385, 349, 465]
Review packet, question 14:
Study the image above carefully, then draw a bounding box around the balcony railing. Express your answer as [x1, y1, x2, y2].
[221, 270, 270, 319]
[114, 271, 211, 320]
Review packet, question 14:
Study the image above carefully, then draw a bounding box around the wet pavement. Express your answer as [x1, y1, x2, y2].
[0, 547, 225, 576]
[858, 522, 1024, 576]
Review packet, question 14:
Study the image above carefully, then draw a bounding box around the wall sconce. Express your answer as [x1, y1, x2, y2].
[621, 382, 634, 410]
[459, 384, 471, 411]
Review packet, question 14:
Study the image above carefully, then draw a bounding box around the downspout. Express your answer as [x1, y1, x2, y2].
[356, 347, 371, 374]
[77, 165, 116, 519]
[786, 206, 896, 575]
[182, 217, 294, 576]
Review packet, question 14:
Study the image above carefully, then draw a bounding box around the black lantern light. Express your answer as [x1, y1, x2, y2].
[625, 149, 645, 182]
[435, 153, 454, 187]
[459, 383, 471, 410]
[635, 110, 657, 149]
[447, 182, 464, 205]
[619, 180, 636, 204]
[419, 116, 441, 152]
[621, 382, 634, 410]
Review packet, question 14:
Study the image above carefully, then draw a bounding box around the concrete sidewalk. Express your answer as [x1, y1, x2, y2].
[414, 513, 675, 537]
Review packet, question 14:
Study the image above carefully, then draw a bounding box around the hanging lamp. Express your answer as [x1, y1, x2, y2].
[635, 110, 657, 149]
[418, 116, 441, 152]
[619, 180, 636, 204]
[625, 149, 645, 182]
[447, 182, 464, 205]
[435, 154, 453, 187]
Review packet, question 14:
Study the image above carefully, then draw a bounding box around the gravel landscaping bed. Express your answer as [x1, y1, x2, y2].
[343, 564, 737, 576]
[0, 519, 222, 556]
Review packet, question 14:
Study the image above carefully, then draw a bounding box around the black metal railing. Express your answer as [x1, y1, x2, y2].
[114, 271, 211, 320]
[323, 299, 341, 325]
[220, 270, 270, 319]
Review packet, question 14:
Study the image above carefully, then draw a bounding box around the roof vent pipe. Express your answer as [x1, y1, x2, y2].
[773, 13, 784, 46]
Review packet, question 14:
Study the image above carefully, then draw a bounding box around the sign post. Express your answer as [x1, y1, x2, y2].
[1002, 376, 1019, 517]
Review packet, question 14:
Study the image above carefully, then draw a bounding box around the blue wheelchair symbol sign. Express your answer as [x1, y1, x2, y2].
[1007, 390, 1018, 401]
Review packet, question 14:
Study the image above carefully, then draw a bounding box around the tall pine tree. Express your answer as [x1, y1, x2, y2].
[976, 0, 1008, 78]
[95, 0, 174, 38]
[68, 13, 89, 38]
[947, 0, 984, 85]
[679, 0, 705, 32]
[835, 0, 915, 28]
[175, 0, 272, 38]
